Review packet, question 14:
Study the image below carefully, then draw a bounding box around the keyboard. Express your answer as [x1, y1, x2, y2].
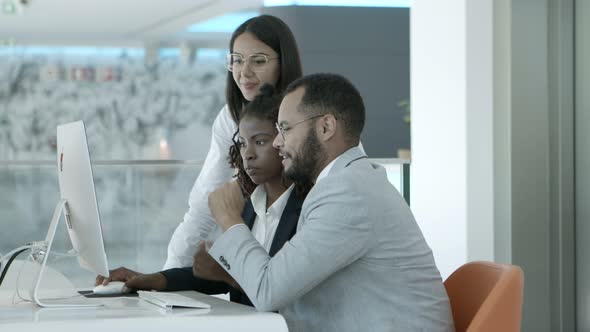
[137, 291, 211, 309]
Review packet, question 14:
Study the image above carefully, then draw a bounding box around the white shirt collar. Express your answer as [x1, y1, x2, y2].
[315, 155, 342, 183]
[250, 184, 294, 220]
[249, 184, 294, 253]
[315, 144, 366, 183]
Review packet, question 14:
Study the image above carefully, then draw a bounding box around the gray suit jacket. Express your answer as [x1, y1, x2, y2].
[210, 147, 454, 332]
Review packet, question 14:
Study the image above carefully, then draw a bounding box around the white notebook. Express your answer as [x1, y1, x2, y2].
[138, 291, 211, 309]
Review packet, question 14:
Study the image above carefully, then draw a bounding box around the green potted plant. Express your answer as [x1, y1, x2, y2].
[397, 99, 411, 160]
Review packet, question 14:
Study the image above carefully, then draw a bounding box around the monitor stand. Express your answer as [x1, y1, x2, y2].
[30, 199, 101, 308]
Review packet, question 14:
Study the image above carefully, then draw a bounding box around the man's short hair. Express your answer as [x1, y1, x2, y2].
[284, 73, 365, 144]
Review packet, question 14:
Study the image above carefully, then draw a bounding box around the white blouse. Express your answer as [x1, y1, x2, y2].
[249, 185, 294, 253]
[164, 105, 236, 269]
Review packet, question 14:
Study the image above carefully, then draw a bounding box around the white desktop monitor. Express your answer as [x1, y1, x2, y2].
[56, 120, 109, 278]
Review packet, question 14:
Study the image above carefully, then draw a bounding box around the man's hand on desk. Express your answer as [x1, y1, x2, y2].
[96, 267, 167, 291]
[193, 241, 242, 290]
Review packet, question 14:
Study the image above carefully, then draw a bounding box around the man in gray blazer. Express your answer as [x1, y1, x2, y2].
[208, 73, 454, 332]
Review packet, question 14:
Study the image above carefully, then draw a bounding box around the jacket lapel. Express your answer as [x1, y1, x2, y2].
[269, 191, 303, 256]
[241, 198, 257, 230]
[330, 146, 367, 175]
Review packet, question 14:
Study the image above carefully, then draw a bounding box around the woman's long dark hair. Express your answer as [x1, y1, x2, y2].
[226, 15, 303, 124]
[228, 85, 311, 198]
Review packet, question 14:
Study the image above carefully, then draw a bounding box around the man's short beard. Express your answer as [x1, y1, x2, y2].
[284, 127, 325, 184]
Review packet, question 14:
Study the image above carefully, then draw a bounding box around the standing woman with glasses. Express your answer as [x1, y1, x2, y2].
[163, 15, 303, 269]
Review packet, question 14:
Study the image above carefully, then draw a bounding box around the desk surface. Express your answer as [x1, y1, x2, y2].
[0, 261, 286, 332]
[0, 289, 288, 332]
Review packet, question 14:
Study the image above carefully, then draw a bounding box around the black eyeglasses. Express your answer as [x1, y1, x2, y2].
[275, 114, 327, 140]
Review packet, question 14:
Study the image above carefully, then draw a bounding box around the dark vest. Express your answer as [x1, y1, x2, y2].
[229, 191, 303, 306]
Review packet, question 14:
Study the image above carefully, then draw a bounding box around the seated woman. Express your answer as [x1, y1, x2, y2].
[96, 85, 310, 307]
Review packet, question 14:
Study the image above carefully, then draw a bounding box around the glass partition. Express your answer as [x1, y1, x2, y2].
[0, 159, 409, 287]
[0, 160, 201, 287]
[369, 158, 410, 205]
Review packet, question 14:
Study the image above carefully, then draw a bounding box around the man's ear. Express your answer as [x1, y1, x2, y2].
[318, 114, 337, 141]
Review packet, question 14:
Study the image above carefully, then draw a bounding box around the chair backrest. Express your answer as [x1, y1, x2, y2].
[444, 261, 524, 332]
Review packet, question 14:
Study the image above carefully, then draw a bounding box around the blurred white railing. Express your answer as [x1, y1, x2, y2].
[0, 159, 409, 286]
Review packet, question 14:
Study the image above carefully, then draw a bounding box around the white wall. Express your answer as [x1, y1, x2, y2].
[410, 0, 494, 278]
[576, 0, 590, 330]
[465, 0, 494, 266]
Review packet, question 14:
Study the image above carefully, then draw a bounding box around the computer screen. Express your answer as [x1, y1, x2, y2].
[56, 120, 109, 278]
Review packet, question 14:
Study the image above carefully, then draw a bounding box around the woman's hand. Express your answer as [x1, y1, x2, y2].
[95, 267, 167, 291]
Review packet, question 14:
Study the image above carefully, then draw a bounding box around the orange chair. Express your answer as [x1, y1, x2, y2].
[444, 261, 524, 332]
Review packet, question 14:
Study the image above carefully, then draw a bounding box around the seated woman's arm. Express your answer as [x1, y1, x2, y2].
[160, 267, 230, 294]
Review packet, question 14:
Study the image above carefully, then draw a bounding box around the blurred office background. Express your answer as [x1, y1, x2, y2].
[2, 1, 589, 331]
[0, 0, 411, 302]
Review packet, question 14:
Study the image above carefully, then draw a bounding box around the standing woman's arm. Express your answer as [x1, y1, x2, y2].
[163, 105, 237, 269]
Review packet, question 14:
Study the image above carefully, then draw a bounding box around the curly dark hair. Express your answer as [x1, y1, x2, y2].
[228, 130, 257, 195]
[228, 84, 312, 198]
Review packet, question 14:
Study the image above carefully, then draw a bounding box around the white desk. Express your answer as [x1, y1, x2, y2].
[0, 261, 288, 331]
[0, 290, 288, 331]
